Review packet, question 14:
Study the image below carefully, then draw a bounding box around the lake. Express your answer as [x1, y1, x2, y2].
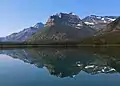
[0, 47, 120, 86]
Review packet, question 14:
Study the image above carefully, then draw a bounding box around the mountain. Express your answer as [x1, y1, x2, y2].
[82, 15, 118, 30]
[81, 17, 120, 44]
[1, 13, 118, 43]
[100, 17, 120, 32]
[0, 22, 44, 42]
[0, 37, 4, 41]
[27, 12, 96, 44]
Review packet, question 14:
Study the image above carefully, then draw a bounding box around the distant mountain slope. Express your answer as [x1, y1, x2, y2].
[82, 15, 118, 30]
[100, 17, 120, 33]
[27, 13, 96, 44]
[0, 22, 44, 42]
[81, 17, 120, 44]
[0, 37, 4, 41]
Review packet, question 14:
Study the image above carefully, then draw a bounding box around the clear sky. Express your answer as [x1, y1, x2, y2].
[0, 0, 120, 37]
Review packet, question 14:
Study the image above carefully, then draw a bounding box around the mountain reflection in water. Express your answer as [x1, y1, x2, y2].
[0, 47, 120, 78]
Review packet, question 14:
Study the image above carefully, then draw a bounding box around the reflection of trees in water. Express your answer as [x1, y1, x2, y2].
[0, 47, 120, 78]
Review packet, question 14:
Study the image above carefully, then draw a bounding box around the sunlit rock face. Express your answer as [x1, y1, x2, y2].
[45, 12, 84, 28]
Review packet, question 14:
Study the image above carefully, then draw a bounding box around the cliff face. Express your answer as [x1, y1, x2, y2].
[45, 12, 82, 28]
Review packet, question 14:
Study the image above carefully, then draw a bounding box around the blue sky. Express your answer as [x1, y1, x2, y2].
[0, 0, 120, 37]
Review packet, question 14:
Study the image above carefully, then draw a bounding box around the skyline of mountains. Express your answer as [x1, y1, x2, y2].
[0, 12, 119, 43]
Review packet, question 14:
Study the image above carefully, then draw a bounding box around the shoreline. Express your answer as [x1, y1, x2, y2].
[1, 44, 120, 48]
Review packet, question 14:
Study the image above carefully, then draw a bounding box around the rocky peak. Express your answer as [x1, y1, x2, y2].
[45, 12, 84, 28]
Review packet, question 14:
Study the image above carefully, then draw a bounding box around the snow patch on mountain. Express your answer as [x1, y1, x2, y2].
[84, 22, 94, 25]
[107, 18, 116, 21]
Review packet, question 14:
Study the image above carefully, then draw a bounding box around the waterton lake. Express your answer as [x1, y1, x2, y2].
[0, 47, 120, 86]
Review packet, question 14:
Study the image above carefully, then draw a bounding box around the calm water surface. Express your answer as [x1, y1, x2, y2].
[0, 47, 120, 86]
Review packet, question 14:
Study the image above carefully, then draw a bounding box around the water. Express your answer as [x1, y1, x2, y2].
[0, 47, 120, 86]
